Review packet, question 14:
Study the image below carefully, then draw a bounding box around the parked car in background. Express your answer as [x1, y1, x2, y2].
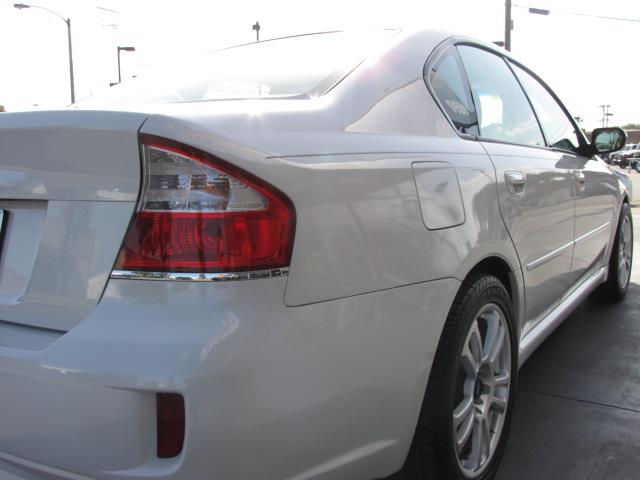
[613, 143, 637, 166]
[628, 145, 640, 172]
[0, 29, 633, 480]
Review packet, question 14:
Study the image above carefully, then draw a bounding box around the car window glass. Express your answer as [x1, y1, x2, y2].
[457, 46, 544, 147]
[429, 48, 479, 136]
[511, 63, 581, 153]
[78, 30, 398, 105]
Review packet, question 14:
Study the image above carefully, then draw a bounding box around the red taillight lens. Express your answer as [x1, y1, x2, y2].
[114, 135, 295, 273]
[156, 393, 185, 458]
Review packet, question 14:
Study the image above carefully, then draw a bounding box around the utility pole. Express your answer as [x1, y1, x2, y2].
[505, 0, 512, 51]
[505, 5, 549, 52]
[599, 104, 611, 128]
[66, 18, 75, 103]
[252, 21, 260, 42]
[606, 112, 614, 127]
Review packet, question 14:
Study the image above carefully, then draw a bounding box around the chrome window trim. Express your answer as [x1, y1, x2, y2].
[111, 267, 289, 282]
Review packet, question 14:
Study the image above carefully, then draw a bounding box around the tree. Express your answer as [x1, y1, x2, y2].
[621, 123, 640, 130]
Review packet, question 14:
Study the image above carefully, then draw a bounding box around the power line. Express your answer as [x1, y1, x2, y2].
[97, 6, 119, 14]
[513, 4, 640, 23]
[564, 11, 640, 24]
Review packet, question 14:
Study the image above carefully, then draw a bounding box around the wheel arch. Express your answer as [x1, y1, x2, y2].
[603, 194, 632, 275]
[458, 254, 526, 342]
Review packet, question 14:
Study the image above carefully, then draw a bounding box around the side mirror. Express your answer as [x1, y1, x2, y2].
[590, 127, 627, 155]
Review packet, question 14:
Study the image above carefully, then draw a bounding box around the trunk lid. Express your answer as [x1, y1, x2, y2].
[0, 110, 147, 332]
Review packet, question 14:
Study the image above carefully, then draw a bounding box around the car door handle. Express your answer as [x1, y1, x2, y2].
[505, 171, 526, 186]
[504, 171, 526, 196]
[575, 171, 585, 183]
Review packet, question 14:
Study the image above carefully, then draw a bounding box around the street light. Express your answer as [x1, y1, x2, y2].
[529, 7, 550, 16]
[14, 3, 75, 104]
[116, 46, 135, 85]
[252, 21, 261, 42]
[505, 3, 552, 51]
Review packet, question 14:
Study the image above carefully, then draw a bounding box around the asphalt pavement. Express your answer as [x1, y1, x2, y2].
[496, 167, 640, 479]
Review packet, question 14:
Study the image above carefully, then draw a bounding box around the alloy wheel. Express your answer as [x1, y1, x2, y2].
[453, 303, 511, 478]
[618, 215, 633, 290]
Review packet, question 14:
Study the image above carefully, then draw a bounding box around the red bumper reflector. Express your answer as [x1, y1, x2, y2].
[157, 393, 185, 458]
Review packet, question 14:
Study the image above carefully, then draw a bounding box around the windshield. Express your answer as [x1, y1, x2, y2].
[80, 30, 397, 106]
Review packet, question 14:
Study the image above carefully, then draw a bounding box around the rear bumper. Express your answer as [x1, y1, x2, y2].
[0, 276, 459, 480]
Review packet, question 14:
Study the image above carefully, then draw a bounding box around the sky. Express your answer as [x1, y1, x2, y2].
[0, 0, 639, 130]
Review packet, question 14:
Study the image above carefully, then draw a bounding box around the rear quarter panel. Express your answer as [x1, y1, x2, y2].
[278, 145, 520, 307]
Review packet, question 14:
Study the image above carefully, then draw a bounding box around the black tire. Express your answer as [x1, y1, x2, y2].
[394, 273, 517, 480]
[596, 202, 633, 302]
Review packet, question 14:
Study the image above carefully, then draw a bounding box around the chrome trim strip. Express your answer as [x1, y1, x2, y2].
[518, 266, 606, 367]
[111, 268, 289, 282]
[525, 221, 612, 271]
[526, 240, 574, 271]
[574, 221, 611, 244]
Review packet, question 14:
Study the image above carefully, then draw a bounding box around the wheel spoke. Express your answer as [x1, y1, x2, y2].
[455, 404, 474, 450]
[461, 321, 482, 376]
[481, 417, 491, 459]
[453, 395, 474, 428]
[483, 319, 505, 367]
[624, 221, 632, 244]
[469, 321, 483, 365]
[469, 416, 484, 470]
[494, 371, 510, 388]
[461, 345, 478, 377]
[490, 393, 507, 413]
[619, 258, 629, 286]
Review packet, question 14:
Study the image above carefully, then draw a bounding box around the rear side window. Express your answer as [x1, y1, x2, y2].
[510, 63, 581, 153]
[429, 48, 479, 136]
[457, 46, 544, 147]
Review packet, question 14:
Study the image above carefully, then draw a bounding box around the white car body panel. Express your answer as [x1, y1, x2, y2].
[0, 111, 144, 201]
[0, 275, 460, 480]
[0, 111, 145, 331]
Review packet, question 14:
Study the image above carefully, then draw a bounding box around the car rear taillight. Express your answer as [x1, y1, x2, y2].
[114, 134, 295, 273]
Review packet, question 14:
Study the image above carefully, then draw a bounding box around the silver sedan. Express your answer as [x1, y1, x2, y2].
[0, 29, 633, 480]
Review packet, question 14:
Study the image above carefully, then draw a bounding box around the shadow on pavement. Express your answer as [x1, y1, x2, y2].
[496, 282, 640, 479]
